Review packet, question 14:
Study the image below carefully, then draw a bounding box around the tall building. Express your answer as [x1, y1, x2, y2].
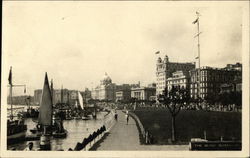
[91, 73, 116, 101]
[167, 71, 190, 91]
[156, 55, 195, 96]
[189, 65, 242, 99]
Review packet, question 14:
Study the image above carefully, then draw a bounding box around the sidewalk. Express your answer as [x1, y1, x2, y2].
[95, 110, 141, 150]
[95, 110, 189, 151]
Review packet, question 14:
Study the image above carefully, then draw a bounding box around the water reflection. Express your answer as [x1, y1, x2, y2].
[8, 111, 109, 151]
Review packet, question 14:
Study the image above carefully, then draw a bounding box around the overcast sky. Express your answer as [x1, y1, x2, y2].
[3, 2, 243, 95]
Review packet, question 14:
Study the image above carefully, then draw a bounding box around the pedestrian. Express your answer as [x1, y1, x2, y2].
[115, 112, 118, 121]
[125, 113, 129, 125]
[24, 142, 33, 151]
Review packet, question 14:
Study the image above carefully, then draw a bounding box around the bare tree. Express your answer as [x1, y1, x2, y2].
[158, 85, 190, 142]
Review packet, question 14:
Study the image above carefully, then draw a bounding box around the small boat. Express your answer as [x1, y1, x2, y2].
[81, 116, 91, 120]
[7, 120, 27, 142]
[74, 116, 82, 120]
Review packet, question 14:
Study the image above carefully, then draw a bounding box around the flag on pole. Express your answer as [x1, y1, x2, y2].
[195, 56, 199, 59]
[24, 86, 26, 93]
[8, 66, 12, 85]
[155, 51, 160, 54]
[192, 18, 198, 24]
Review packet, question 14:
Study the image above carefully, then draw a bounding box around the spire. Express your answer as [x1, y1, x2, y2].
[38, 72, 53, 126]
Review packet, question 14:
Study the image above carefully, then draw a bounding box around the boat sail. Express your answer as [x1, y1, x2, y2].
[38, 72, 53, 129]
[78, 91, 84, 109]
[78, 91, 91, 120]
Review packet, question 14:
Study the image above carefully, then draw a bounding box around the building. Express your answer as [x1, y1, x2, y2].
[167, 71, 190, 91]
[131, 86, 156, 101]
[81, 88, 92, 103]
[34, 89, 42, 105]
[156, 55, 195, 96]
[189, 65, 242, 99]
[34, 88, 85, 106]
[224, 62, 242, 71]
[7, 95, 34, 105]
[115, 84, 140, 102]
[91, 73, 116, 101]
[220, 79, 242, 93]
[116, 90, 131, 102]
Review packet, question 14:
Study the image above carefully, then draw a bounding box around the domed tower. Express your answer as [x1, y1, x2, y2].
[164, 55, 169, 63]
[157, 57, 162, 64]
[100, 72, 112, 86]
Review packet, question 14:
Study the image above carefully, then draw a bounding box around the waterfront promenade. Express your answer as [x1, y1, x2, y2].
[95, 110, 189, 151]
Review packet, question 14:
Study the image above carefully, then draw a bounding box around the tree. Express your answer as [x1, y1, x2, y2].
[158, 86, 190, 142]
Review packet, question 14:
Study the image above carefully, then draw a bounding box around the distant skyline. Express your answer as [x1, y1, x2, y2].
[3, 2, 243, 95]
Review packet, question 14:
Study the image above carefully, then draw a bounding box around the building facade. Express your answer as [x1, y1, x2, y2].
[91, 73, 116, 101]
[34, 88, 85, 106]
[131, 87, 156, 101]
[115, 83, 140, 102]
[166, 71, 190, 91]
[189, 65, 242, 99]
[156, 55, 195, 96]
[34, 89, 42, 105]
[7, 95, 34, 105]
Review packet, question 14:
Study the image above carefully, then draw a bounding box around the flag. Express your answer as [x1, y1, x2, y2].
[8, 67, 12, 85]
[24, 86, 26, 93]
[155, 51, 160, 54]
[192, 18, 198, 24]
[195, 56, 199, 59]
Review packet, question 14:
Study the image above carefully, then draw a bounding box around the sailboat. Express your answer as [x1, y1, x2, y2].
[7, 67, 27, 144]
[73, 100, 81, 120]
[78, 91, 91, 120]
[32, 73, 67, 150]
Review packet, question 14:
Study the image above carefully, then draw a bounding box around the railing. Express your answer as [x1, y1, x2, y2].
[69, 111, 116, 151]
[71, 125, 107, 151]
[124, 111, 154, 144]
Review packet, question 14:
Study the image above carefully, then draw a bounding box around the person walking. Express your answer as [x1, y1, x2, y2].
[114, 111, 118, 121]
[125, 111, 129, 125]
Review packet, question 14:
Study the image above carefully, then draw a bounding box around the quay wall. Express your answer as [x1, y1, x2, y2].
[71, 110, 116, 151]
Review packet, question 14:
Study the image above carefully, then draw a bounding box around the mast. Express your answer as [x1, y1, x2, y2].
[193, 11, 201, 100]
[61, 85, 63, 103]
[197, 13, 201, 99]
[8, 66, 26, 120]
[9, 67, 13, 120]
[51, 79, 53, 106]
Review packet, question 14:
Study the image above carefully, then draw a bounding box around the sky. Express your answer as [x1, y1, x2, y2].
[3, 1, 244, 95]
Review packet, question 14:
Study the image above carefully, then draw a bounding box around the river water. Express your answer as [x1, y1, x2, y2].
[7, 106, 114, 151]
